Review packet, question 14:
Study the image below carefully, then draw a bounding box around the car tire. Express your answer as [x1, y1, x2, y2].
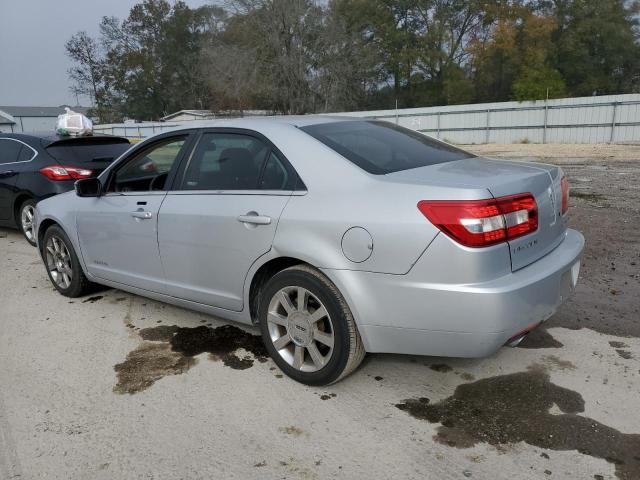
[18, 199, 37, 246]
[258, 264, 365, 385]
[42, 225, 94, 297]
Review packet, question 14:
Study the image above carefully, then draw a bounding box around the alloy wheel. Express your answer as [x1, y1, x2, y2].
[45, 236, 73, 289]
[267, 286, 335, 372]
[20, 204, 35, 243]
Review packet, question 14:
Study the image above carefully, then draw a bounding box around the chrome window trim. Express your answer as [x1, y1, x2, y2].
[166, 189, 297, 197]
[0, 137, 38, 165]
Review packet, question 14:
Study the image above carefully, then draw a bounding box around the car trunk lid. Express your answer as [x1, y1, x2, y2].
[386, 157, 567, 271]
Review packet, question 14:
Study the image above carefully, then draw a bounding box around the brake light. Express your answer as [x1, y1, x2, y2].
[560, 175, 569, 214]
[39, 165, 93, 181]
[417, 193, 538, 248]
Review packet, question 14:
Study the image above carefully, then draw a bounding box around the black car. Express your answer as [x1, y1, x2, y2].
[0, 133, 130, 245]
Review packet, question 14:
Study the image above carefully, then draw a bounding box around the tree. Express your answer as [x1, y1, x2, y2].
[65, 31, 117, 123]
[551, 0, 640, 96]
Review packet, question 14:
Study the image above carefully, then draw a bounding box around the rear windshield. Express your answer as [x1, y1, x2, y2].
[300, 120, 473, 174]
[46, 139, 130, 164]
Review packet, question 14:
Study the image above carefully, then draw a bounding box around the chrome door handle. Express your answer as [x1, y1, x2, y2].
[237, 213, 271, 225]
[0, 170, 16, 178]
[131, 211, 153, 220]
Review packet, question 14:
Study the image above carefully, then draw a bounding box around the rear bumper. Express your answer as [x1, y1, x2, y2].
[323, 228, 584, 358]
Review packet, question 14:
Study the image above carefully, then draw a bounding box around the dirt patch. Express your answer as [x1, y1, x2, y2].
[518, 328, 564, 349]
[396, 369, 640, 480]
[114, 325, 268, 394]
[570, 191, 607, 202]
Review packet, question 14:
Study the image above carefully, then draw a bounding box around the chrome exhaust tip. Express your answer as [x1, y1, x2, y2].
[506, 333, 527, 348]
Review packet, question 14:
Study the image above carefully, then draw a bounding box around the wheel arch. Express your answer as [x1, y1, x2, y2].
[247, 256, 310, 324]
[12, 193, 33, 226]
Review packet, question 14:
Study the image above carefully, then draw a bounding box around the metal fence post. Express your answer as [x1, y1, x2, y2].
[543, 100, 549, 144]
[436, 112, 441, 139]
[610, 102, 618, 143]
[485, 109, 491, 144]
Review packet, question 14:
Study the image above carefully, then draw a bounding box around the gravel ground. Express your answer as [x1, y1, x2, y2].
[1, 146, 639, 480]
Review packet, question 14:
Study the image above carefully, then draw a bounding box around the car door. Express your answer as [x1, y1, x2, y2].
[0, 138, 30, 221]
[76, 134, 194, 293]
[158, 130, 298, 311]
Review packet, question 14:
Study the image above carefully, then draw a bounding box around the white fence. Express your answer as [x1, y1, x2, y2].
[94, 93, 640, 144]
[93, 122, 182, 139]
[333, 94, 640, 144]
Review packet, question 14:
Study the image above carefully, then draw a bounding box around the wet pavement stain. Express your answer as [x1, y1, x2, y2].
[616, 350, 634, 360]
[82, 295, 104, 303]
[518, 328, 564, 349]
[114, 324, 268, 394]
[429, 364, 453, 373]
[396, 369, 640, 480]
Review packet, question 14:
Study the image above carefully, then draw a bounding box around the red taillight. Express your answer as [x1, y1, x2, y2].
[560, 175, 569, 214]
[39, 165, 93, 181]
[417, 193, 538, 248]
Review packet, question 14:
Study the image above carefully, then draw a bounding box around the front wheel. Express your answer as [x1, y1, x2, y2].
[258, 265, 365, 385]
[42, 225, 95, 297]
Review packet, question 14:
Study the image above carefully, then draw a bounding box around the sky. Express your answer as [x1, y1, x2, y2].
[0, 0, 212, 107]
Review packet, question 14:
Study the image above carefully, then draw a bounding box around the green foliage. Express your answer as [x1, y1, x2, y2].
[66, 0, 640, 120]
[512, 67, 567, 101]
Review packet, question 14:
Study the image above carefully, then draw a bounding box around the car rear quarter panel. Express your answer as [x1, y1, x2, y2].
[269, 124, 493, 274]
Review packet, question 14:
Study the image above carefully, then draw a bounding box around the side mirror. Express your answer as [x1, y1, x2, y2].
[75, 178, 102, 197]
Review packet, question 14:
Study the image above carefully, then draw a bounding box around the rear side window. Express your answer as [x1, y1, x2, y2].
[181, 133, 269, 190]
[300, 121, 474, 174]
[46, 139, 130, 164]
[0, 139, 23, 164]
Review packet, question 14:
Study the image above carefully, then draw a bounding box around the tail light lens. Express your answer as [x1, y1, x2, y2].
[560, 175, 569, 214]
[418, 193, 538, 248]
[39, 166, 93, 181]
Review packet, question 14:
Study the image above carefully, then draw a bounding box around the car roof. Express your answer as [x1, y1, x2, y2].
[0, 132, 129, 147]
[174, 114, 365, 131]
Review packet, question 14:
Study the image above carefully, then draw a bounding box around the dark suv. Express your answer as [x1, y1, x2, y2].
[0, 133, 130, 245]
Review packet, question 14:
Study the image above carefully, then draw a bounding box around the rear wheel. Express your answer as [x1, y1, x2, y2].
[42, 225, 94, 297]
[18, 199, 37, 246]
[258, 265, 365, 385]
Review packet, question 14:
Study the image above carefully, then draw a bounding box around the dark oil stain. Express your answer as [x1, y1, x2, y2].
[114, 325, 268, 394]
[319, 393, 337, 400]
[113, 343, 196, 394]
[518, 328, 564, 349]
[374, 376, 384, 381]
[279, 426, 304, 436]
[616, 350, 634, 360]
[396, 369, 640, 480]
[430, 364, 453, 373]
[82, 295, 104, 303]
[610, 341, 629, 349]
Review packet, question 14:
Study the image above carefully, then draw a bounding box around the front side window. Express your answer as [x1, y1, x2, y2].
[301, 121, 474, 174]
[110, 137, 186, 192]
[0, 139, 23, 164]
[181, 133, 269, 190]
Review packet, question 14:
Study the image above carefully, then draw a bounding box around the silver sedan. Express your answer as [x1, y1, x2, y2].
[34, 117, 584, 385]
